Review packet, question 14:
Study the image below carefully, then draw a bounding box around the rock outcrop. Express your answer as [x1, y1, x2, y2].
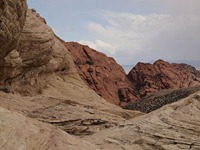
[0, 106, 100, 150]
[85, 91, 200, 150]
[67, 44, 200, 106]
[0, 0, 27, 83]
[128, 59, 200, 97]
[65, 42, 139, 105]
[19, 9, 55, 68]
[1, 9, 70, 95]
[0, 0, 27, 63]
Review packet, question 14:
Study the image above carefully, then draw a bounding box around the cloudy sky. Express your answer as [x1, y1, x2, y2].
[28, 0, 200, 70]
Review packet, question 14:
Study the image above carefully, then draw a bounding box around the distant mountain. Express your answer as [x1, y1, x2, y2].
[128, 59, 200, 97]
[67, 42, 200, 106]
[123, 60, 200, 74]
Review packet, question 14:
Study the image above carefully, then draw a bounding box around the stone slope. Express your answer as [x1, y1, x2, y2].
[0, 106, 99, 150]
[65, 42, 140, 105]
[128, 59, 200, 97]
[85, 91, 200, 150]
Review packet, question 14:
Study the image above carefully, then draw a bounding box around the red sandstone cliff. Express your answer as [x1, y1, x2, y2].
[66, 42, 200, 105]
[128, 59, 200, 96]
[65, 42, 139, 105]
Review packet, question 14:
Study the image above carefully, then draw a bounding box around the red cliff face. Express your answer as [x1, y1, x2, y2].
[66, 42, 200, 106]
[65, 42, 139, 105]
[128, 59, 200, 96]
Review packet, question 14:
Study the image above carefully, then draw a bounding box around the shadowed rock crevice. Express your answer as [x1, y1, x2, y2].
[48, 119, 116, 136]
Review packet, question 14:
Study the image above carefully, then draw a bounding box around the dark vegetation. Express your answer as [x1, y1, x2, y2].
[124, 85, 200, 113]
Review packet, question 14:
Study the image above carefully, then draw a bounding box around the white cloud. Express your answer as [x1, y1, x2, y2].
[84, 9, 200, 65]
[29, 0, 200, 67]
[79, 40, 117, 55]
[156, 0, 200, 15]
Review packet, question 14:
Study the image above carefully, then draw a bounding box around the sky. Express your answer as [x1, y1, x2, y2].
[27, 0, 200, 70]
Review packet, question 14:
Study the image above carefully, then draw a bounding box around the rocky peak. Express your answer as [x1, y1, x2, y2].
[128, 59, 200, 96]
[67, 42, 200, 106]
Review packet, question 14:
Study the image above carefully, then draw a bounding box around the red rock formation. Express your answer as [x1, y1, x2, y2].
[65, 42, 139, 105]
[66, 43, 200, 106]
[128, 59, 200, 96]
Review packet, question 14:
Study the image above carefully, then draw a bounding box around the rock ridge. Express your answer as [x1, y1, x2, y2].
[67, 41, 200, 106]
[128, 59, 200, 97]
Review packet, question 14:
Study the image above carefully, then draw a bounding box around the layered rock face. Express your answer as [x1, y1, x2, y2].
[19, 9, 55, 68]
[0, 106, 100, 150]
[85, 92, 200, 150]
[1, 9, 70, 95]
[65, 42, 139, 105]
[128, 59, 200, 97]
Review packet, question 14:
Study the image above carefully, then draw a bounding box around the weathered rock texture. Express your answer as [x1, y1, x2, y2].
[1, 9, 70, 95]
[0, 0, 27, 61]
[67, 44, 200, 106]
[0, 0, 27, 79]
[19, 9, 54, 67]
[66, 42, 139, 105]
[128, 59, 200, 97]
[85, 91, 200, 150]
[0, 106, 100, 150]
